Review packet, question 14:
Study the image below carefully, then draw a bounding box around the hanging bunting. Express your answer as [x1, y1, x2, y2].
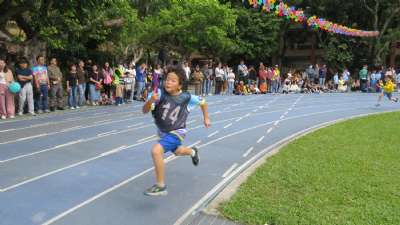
[246, 0, 379, 37]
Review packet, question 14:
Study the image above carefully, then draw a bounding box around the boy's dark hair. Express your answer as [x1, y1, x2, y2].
[166, 65, 187, 85]
[36, 55, 44, 61]
[18, 57, 29, 65]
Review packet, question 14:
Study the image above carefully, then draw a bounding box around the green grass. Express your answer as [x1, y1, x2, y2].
[220, 112, 400, 225]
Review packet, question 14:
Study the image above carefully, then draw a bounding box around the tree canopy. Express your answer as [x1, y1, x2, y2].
[0, 0, 398, 68]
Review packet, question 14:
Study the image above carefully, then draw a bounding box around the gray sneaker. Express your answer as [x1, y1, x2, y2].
[144, 184, 168, 196]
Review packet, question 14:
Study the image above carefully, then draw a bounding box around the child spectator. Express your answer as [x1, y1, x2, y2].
[376, 76, 399, 106]
[227, 68, 235, 95]
[67, 64, 79, 109]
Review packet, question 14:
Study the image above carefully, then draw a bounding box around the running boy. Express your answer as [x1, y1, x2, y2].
[376, 76, 399, 106]
[142, 65, 211, 196]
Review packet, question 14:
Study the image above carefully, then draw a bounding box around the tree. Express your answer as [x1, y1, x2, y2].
[0, 0, 140, 63]
[362, 0, 400, 65]
[232, 7, 282, 64]
[143, 0, 237, 60]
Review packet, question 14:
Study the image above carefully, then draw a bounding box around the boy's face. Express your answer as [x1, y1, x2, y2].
[164, 72, 181, 94]
[38, 57, 45, 65]
[20, 62, 28, 69]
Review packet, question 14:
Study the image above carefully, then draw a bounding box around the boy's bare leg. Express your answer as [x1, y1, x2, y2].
[151, 144, 165, 186]
[175, 146, 200, 166]
[174, 146, 193, 156]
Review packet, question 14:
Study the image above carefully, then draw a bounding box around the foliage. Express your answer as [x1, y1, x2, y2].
[221, 111, 400, 225]
[232, 7, 282, 63]
[143, 0, 237, 59]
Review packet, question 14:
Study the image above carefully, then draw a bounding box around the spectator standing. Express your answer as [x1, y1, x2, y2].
[202, 63, 212, 96]
[32, 55, 50, 113]
[359, 65, 368, 92]
[183, 62, 191, 92]
[88, 64, 103, 105]
[192, 65, 204, 96]
[77, 60, 87, 106]
[238, 60, 249, 84]
[0, 57, 15, 119]
[215, 63, 224, 95]
[67, 64, 79, 109]
[16, 58, 34, 116]
[48, 57, 64, 111]
[102, 62, 114, 101]
[135, 63, 146, 101]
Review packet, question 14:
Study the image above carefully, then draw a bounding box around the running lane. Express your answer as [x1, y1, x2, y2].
[0, 93, 398, 225]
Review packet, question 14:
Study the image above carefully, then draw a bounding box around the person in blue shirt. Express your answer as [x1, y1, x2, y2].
[142, 65, 211, 196]
[135, 63, 146, 101]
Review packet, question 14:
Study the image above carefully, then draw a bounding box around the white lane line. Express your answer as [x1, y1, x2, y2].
[252, 109, 258, 113]
[257, 136, 265, 143]
[288, 107, 293, 111]
[100, 145, 128, 157]
[137, 135, 158, 143]
[284, 111, 289, 116]
[26, 122, 50, 128]
[267, 127, 273, 134]
[40, 166, 155, 225]
[61, 126, 83, 132]
[223, 123, 233, 129]
[97, 130, 117, 137]
[126, 122, 144, 128]
[173, 106, 390, 225]
[0, 145, 128, 192]
[0, 117, 138, 145]
[245, 113, 251, 117]
[0, 115, 236, 164]
[64, 118, 82, 122]
[280, 115, 285, 120]
[42, 107, 371, 224]
[222, 163, 238, 178]
[186, 120, 197, 125]
[198, 108, 354, 150]
[96, 119, 112, 124]
[190, 140, 202, 147]
[16, 133, 48, 141]
[0, 124, 153, 163]
[274, 121, 280, 126]
[40, 138, 202, 225]
[207, 131, 219, 138]
[0, 128, 17, 133]
[54, 139, 84, 149]
[242, 147, 254, 158]
[235, 117, 243, 122]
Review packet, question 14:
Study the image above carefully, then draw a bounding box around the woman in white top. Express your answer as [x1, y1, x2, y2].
[125, 63, 136, 102]
[0, 58, 15, 119]
[227, 68, 235, 95]
[214, 63, 224, 95]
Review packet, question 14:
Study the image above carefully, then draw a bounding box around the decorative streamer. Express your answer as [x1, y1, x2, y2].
[247, 0, 379, 37]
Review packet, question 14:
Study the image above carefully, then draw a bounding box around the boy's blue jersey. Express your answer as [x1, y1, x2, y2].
[150, 89, 204, 134]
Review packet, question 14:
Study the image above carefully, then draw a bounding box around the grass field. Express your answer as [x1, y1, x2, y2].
[220, 112, 400, 225]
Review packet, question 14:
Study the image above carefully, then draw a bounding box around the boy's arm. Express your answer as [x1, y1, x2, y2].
[200, 103, 211, 128]
[142, 89, 159, 114]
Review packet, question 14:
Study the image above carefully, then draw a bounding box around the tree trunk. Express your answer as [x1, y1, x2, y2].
[23, 37, 47, 65]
